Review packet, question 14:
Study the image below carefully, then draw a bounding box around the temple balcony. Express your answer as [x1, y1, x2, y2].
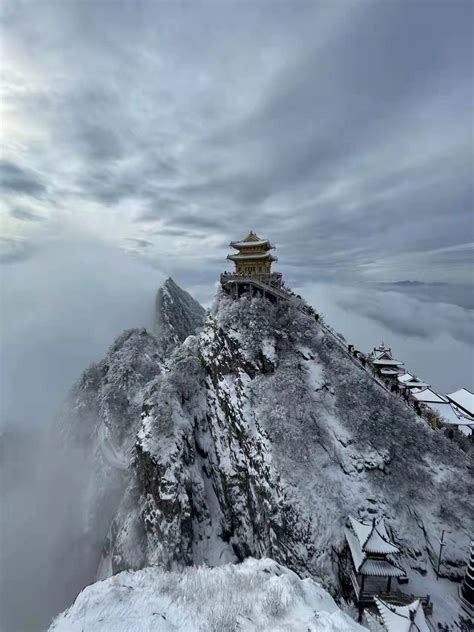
[220, 271, 283, 288]
[220, 272, 292, 304]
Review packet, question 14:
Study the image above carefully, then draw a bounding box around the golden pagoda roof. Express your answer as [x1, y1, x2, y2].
[227, 252, 277, 261]
[229, 231, 273, 250]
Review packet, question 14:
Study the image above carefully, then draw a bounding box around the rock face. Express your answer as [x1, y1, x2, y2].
[154, 277, 206, 357]
[60, 280, 472, 607]
[56, 278, 205, 585]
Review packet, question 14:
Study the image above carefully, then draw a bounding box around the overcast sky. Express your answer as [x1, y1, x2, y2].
[2, 0, 473, 280]
[1, 0, 473, 424]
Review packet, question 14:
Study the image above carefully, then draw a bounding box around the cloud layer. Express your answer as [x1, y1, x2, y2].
[1, 0, 473, 284]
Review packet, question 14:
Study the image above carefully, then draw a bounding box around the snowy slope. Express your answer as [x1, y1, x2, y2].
[49, 558, 364, 632]
[55, 281, 473, 629]
[114, 294, 471, 576]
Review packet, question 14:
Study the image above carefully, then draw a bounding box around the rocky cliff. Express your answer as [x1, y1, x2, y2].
[58, 279, 473, 625]
[154, 277, 206, 357]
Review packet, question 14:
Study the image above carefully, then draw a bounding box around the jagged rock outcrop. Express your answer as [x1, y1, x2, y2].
[154, 277, 206, 357]
[60, 280, 473, 621]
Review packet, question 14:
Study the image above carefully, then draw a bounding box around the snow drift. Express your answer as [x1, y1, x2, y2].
[49, 558, 364, 632]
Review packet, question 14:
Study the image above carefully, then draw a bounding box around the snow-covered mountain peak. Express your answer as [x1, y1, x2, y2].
[53, 280, 208, 598]
[53, 282, 472, 629]
[154, 277, 206, 357]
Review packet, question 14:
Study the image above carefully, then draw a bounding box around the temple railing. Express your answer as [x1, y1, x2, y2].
[220, 272, 293, 303]
[220, 272, 282, 288]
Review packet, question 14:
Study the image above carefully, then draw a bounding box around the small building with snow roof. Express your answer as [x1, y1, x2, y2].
[410, 388, 447, 405]
[345, 516, 405, 620]
[399, 378, 430, 390]
[427, 401, 474, 434]
[374, 596, 430, 632]
[446, 388, 474, 418]
[369, 344, 404, 377]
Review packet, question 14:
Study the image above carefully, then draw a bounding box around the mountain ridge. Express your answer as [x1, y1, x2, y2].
[54, 278, 472, 628]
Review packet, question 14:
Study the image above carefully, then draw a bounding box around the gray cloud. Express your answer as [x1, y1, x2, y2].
[126, 237, 153, 249]
[164, 212, 231, 232]
[3, 1, 472, 283]
[0, 160, 45, 196]
[378, 282, 474, 311]
[1, 232, 163, 431]
[151, 227, 193, 237]
[75, 123, 123, 162]
[1, 2, 473, 354]
[0, 236, 37, 264]
[10, 207, 46, 222]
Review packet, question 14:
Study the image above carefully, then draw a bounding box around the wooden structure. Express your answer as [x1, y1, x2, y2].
[221, 231, 288, 303]
[397, 373, 431, 391]
[369, 343, 404, 374]
[345, 516, 406, 621]
[226, 231, 277, 276]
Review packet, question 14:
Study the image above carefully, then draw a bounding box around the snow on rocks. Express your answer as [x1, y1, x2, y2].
[57, 282, 473, 630]
[55, 327, 163, 590]
[49, 558, 365, 632]
[154, 277, 206, 358]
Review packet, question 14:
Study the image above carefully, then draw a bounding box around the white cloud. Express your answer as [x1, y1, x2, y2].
[0, 232, 164, 429]
[298, 281, 474, 393]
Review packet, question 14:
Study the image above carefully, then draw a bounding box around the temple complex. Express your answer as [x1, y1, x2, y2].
[369, 343, 404, 376]
[221, 231, 288, 302]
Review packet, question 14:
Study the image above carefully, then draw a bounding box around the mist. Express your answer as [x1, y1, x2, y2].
[1, 233, 164, 430]
[0, 234, 164, 631]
